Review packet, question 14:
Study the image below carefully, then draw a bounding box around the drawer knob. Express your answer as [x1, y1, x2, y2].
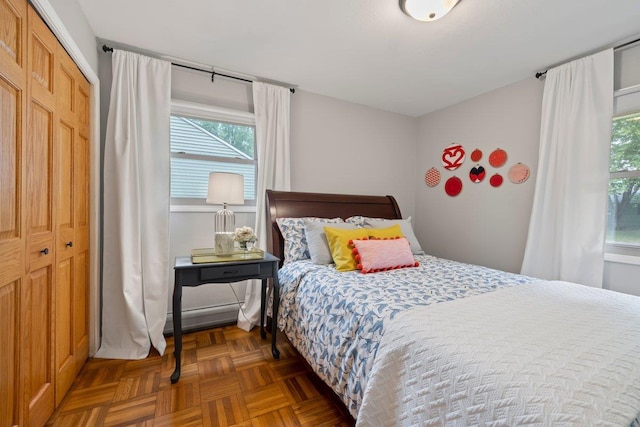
[40, 248, 49, 255]
[66, 241, 73, 248]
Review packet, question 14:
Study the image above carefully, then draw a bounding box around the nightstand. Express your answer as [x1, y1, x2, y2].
[170, 252, 280, 383]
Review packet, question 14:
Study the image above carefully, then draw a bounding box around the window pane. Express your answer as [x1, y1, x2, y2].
[170, 112, 256, 204]
[611, 113, 640, 173]
[171, 157, 255, 200]
[607, 177, 640, 245]
[171, 116, 254, 158]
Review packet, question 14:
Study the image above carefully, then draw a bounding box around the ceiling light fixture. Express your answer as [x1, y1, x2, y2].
[400, 0, 460, 22]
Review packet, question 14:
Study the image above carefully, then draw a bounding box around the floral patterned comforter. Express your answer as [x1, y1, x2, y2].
[277, 254, 537, 418]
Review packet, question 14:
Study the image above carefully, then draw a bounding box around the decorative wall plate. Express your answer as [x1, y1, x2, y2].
[469, 165, 486, 183]
[470, 149, 483, 162]
[489, 148, 508, 168]
[489, 173, 503, 187]
[424, 167, 441, 187]
[508, 163, 530, 183]
[445, 176, 463, 196]
[441, 144, 466, 171]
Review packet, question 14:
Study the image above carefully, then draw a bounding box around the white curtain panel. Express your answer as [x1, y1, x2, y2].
[96, 50, 171, 359]
[237, 82, 291, 331]
[521, 49, 613, 287]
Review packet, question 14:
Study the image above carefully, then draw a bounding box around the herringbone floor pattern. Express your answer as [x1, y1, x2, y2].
[46, 326, 355, 427]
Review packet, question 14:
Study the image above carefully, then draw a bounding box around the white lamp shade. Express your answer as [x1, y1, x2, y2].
[401, 0, 460, 21]
[206, 172, 245, 205]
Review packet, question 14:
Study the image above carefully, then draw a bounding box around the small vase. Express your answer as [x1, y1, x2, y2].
[239, 241, 249, 257]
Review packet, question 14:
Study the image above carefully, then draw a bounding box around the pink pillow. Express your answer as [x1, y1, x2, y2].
[352, 237, 419, 274]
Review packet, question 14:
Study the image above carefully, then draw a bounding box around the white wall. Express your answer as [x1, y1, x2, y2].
[414, 73, 640, 296]
[415, 78, 544, 273]
[46, 0, 98, 73]
[290, 91, 418, 219]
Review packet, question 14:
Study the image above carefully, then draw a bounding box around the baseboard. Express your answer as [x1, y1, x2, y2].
[164, 303, 241, 334]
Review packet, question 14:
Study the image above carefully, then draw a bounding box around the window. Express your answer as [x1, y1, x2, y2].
[170, 100, 256, 207]
[607, 111, 640, 253]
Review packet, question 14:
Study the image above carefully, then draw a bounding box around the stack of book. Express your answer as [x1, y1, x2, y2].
[191, 247, 265, 264]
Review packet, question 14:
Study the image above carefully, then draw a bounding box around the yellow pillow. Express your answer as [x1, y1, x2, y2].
[324, 226, 370, 271]
[367, 224, 404, 239]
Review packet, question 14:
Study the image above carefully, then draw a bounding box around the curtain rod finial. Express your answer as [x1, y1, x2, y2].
[535, 70, 548, 79]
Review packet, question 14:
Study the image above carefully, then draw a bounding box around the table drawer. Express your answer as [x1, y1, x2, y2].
[200, 263, 261, 281]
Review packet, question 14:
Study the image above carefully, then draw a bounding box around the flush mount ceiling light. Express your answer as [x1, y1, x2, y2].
[400, 0, 461, 21]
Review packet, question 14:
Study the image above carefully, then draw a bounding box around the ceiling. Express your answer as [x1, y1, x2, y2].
[77, 0, 640, 117]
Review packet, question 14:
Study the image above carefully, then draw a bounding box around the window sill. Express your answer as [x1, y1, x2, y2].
[604, 253, 640, 266]
[170, 205, 257, 213]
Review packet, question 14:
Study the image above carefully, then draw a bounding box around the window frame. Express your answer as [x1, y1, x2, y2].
[605, 85, 640, 258]
[170, 100, 257, 212]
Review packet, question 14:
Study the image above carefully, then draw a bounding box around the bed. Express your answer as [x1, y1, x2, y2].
[266, 190, 640, 426]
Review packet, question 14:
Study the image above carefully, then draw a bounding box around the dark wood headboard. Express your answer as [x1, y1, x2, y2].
[266, 190, 402, 266]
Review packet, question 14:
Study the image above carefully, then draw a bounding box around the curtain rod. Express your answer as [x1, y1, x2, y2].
[102, 45, 295, 93]
[535, 36, 640, 79]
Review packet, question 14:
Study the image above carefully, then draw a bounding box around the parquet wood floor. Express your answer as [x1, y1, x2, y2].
[46, 326, 355, 427]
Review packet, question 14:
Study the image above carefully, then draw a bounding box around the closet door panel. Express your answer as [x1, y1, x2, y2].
[0, 76, 23, 281]
[0, 0, 26, 425]
[0, 280, 20, 426]
[23, 265, 54, 427]
[54, 256, 74, 403]
[26, 101, 54, 257]
[74, 130, 90, 365]
[0, 0, 25, 69]
[54, 113, 74, 406]
[54, 60, 76, 401]
[24, 6, 57, 425]
[0, 0, 26, 327]
[55, 120, 74, 253]
[74, 249, 89, 364]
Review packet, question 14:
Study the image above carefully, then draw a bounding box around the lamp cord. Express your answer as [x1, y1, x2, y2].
[228, 282, 256, 325]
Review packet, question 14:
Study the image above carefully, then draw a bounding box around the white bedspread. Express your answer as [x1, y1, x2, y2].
[357, 281, 640, 426]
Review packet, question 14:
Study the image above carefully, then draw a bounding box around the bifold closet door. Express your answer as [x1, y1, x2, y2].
[23, 5, 57, 426]
[0, 0, 27, 425]
[1, 0, 91, 424]
[54, 49, 91, 404]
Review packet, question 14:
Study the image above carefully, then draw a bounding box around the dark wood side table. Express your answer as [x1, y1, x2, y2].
[171, 252, 280, 383]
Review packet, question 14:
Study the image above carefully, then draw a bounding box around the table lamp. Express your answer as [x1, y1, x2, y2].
[207, 172, 244, 255]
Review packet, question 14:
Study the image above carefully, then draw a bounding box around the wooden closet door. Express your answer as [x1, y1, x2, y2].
[54, 49, 76, 403]
[54, 49, 90, 404]
[24, 5, 57, 426]
[0, 0, 27, 425]
[73, 73, 91, 372]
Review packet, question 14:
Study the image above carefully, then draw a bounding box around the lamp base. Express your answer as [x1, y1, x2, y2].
[214, 204, 235, 255]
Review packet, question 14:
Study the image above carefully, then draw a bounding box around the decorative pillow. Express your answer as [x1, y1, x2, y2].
[345, 215, 370, 228]
[304, 220, 359, 265]
[352, 238, 419, 274]
[367, 224, 403, 239]
[324, 226, 370, 271]
[276, 217, 343, 263]
[365, 217, 425, 255]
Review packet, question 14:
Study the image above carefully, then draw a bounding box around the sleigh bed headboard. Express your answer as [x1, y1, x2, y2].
[265, 190, 402, 266]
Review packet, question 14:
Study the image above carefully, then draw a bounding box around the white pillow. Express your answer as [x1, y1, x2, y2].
[364, 217, 425, 255]
[304, 220, 358, 265]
